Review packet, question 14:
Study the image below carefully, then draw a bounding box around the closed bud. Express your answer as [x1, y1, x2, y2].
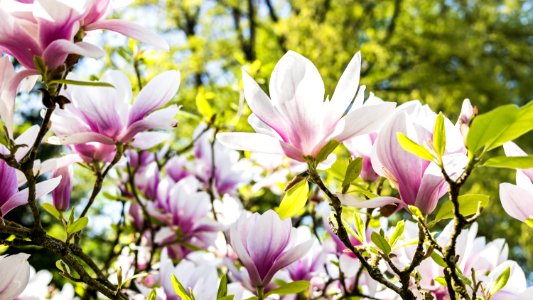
[52, 166, 73, 212]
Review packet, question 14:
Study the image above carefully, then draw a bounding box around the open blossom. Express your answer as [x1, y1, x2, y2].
[0, 0, 167, 71]
[340, 101, 467, 213]
[218, 50, 396, 162]
[159, 248, 219, 300]
[50, 70, 180, 162]
[0, 253, 31, 300]
[229, 210, 313, 288]
[152, 176, 221, 259]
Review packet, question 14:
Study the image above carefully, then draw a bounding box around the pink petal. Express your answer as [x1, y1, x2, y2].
[131, 132, 168, 150]
[338, 194, 404, 209]
[85, 19, 169, 50]
[0, 9, 42, 69]
[230, 219, 262, 286]
[14, 125, 40, 161]
[262, 239, 314, 286]
[414, 163, 448, 214]
[242, 71, 287, 140]
[128, 70, 180, 125]
[42, 40, 105, 69]
[120, 105, 179, 143]
[34, 0, 81, 47]
[50, 132, 115, 145]
[333, 101, 396, 141]
[329, 52, 361, 122]
[499, 183, 533, 222]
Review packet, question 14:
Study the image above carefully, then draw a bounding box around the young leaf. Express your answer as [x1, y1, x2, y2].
[526, 218, 533, 229]
[434, 276, 447, 286]
[489, 266, 511, 296]
[171, 274, 192, 300]
[217, 274, 228, 298]
[397, 132, 435, 162]
[389, 220, 405, 247]
[218, 296, 234, 300]
[42, 203, 61, 220]
[430, 252, 447, 268]
[67, 217, 88, 235]
[147, 289, 157, 300]
[342, 157, 363, 193]
[408, 205, 424, 220]
[277, 180, 309, 219]
[467, 103, 533, 154]
[48, 79, 115, 88]
[370, 232, 391, 256]
[315, 140, 340, 163]
[353, 212, 366, 243]
[264, 280, 310, 297]
[434, 194, 489, 222]
[482, 155, 533, 169]
[433, 113, 446, 158]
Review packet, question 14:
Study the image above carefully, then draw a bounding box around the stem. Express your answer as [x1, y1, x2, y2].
[257, 286, 264, 300]
[306, 165, 411, 299]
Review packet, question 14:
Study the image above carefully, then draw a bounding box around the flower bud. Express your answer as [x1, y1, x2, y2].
[52, 166, 73, 212]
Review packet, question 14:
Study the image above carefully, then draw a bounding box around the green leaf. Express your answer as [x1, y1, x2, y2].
[434, 194, 489, 222]
[33, 56, 47, 75]
[277, 180, 309, 219]
[397, 132, 435, 162]
[370, 232, 391, 256]
[48, 79, 115, 88]
[217, 274, 228, 298]
[342, 158, 363, 193]
[171, 274, 192, 300]
[482, 155, 533, 169]
[389, 220, 405, 247]
[433, 113, 446, 158]
[408, 205, 424, 220]
[55, 260, 70, 274]
[147, 289, 157, 300]
[467, 104, 533, 154]
[218, 296, 234, 300]
[353, 212, 366, 243]
[430, 252, 447, 268]
[526, 218, 533, 229]
[434, 276, 447, 286]
[316, 140, 339, 163]
[67, 217, 88, 235]
[42, 203, 61, 220]
[489, 266, 511, 296]
[265, 280, 310, 297]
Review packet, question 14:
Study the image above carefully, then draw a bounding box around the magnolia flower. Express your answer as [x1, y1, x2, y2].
[218, 51, 396, 162]
[0, 253, 31, 300]
[165, 156, 189, 183]
[503, 142, 533, 181]
[229, 210, 313, 288]
[159, 248, 219, 300]
[0, 0, 167, 71]
[286, 228, 325, 282]
[456, 99, 475, 139]
[152, 176, 221, 259]
[50, 70, 180, 162]
[340, 101, 467, 213]
[0, 146, 61, 216]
